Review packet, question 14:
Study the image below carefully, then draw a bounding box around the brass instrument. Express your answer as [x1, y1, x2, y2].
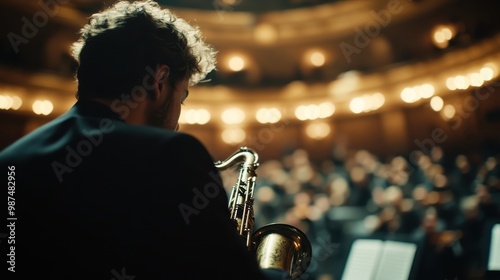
[215, 147, 312, 279]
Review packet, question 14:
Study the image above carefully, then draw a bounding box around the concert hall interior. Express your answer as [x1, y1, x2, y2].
[1, 0, 500, 279]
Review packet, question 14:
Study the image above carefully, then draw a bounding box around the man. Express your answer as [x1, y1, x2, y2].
[0, 1, 288, 279]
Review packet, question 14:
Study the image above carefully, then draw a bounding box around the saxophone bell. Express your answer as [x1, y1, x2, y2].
[252, 223, 312, 280]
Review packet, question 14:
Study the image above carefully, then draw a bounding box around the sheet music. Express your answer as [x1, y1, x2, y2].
[341, 239, 417, 280]
[488, 224, 500, 270]
[373, 241, 417, 280]
[341, 239, 383, 280]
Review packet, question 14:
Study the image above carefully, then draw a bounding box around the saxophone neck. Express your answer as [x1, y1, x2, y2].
[214, 146, 259, 171]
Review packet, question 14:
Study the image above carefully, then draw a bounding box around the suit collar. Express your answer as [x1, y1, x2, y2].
[72, 99, 124, 121]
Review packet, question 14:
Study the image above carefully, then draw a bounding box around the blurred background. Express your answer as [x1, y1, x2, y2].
[1, 0, 500, 279]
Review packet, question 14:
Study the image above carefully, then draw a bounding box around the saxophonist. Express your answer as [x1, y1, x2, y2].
[0, 1, 289, 279]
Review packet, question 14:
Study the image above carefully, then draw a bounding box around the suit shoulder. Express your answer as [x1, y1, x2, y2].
[114, 124, 211, 156]
[164, 132, 212, 159]
[117, 124, 203, 146]
[165, 132, 205, 147]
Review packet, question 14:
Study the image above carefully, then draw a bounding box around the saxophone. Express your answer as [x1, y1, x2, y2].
[214, 147, 312, 279]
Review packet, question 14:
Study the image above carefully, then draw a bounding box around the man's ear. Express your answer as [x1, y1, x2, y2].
[152, 64, 170, 101]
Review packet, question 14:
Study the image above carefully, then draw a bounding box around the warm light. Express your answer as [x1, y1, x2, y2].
[349, 97, 365, 114]
[0, 92, 23, 110]
[256, 107, 281, 124]
[309, 51, 325, 67]
[442, 104, 456, 120]
[180, 108, 211, 125]
[0, 95, 13, 109]
[371, 92, 385, 110]
[304, 49, 327, 68]
[221, 107, 245, 124]
[360, 93, 385, 112]
[468, 73, 484, 87]
[284, 80, 307, 96]
[446, 77, 457, 90]
[221, 128, 246, 144]
[361, 94, 374, 112]
[350, 93, 385, 113]
[32, 100, 53, 115]
[305, 122, 330, 139]
[401, 84, 434, 102]
[253, 23, 278, 44]
[295, 104, 319, 120]
[11, 96, 22, 110]
[434, 31, 445, 44]
[295, 102, 335, 120]
[329, 70, 361, 96]
[401, 87, 419, 103]
[228, 55, 245, 72]
[418, 83, 435, 98]
[430, 96, 444, 111]
[448, 72, 486, 89]
[295, 105, 307, 121]
[304, 104, 320, 119]
[454, 75, 469, 90]
[318, 102, 335, 118]
[432, 24, 456, 49]
[441, 27, 453, 40]
[480, 67, 494, 81]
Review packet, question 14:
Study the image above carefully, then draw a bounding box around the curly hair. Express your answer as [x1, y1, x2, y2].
[71, 0, 217, 100]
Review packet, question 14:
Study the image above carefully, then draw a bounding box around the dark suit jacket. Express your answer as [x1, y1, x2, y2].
[0, 100, 272, 280]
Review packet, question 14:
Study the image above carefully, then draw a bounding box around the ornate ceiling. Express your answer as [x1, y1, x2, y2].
[1, 0, 500, 158]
